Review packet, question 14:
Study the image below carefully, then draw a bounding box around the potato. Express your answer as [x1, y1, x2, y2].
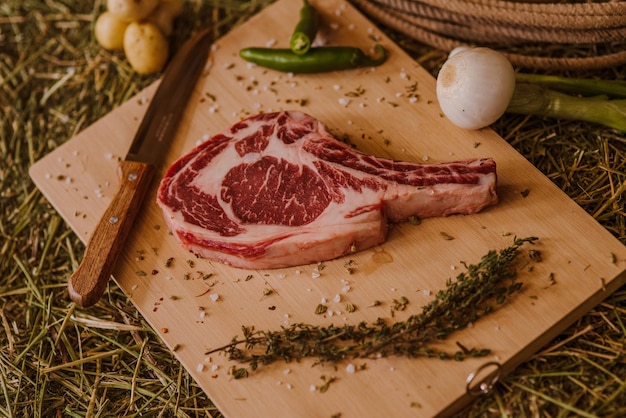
[123, 22, 169, 74]
[146, 0, 184, 36]
[159, 0, 184, 17]
[146, 4, 175, 36]
[107, 0, 160, 22]
[94, 11, 129, 50]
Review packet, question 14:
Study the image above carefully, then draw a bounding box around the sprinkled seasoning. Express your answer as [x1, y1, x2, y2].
[440, 231, 455, 240]
[319, 375, 336, 393]
[408, 215, 421, 225]
[315, 304, 328, 315]
[529, 249, 542, 262]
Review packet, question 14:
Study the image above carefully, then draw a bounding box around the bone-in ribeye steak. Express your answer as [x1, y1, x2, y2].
[157, 111, 498, 269]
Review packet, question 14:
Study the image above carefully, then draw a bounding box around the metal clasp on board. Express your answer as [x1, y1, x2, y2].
[465, 361, 502, 396]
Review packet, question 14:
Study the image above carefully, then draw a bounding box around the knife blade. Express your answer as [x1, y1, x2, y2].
[68, 28, 213, 307]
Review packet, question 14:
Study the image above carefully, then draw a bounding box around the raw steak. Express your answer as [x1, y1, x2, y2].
[157, 111, 498, 269]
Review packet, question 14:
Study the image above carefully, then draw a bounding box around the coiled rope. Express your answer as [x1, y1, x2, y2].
[352, 0, 626, 70]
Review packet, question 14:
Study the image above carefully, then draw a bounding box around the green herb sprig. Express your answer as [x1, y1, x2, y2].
[207, 237, 539, 376]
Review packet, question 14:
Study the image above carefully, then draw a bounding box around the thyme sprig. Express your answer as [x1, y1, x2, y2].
[207, 237, 539, 376]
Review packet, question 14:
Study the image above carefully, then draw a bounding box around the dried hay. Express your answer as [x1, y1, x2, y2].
[1, 0, 625, 417]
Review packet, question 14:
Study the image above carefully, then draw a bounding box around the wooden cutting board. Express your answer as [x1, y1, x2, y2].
[30, 0, 626, 416]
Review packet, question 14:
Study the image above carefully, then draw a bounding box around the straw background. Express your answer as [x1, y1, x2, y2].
[1, 0, 625, 416]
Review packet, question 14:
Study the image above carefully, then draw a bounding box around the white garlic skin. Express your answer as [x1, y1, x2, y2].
[436, 47, 516, 129]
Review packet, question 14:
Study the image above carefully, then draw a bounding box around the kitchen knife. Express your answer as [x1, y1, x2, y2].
[68, 28, 213, 308]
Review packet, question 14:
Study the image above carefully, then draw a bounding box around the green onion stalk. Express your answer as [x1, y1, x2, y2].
[508, 75, 626, 132]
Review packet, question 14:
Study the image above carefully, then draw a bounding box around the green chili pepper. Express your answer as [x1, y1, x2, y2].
[290, 0, 319, 55]
[239, 44, 388, 74]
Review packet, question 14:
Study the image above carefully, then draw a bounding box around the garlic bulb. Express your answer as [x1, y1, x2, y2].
[436, 47, 516, 129]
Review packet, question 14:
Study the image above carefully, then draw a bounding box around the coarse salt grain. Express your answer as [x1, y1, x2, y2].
[346, 363, 356, 374]
[209, 294, 220, 302]
[341, 285, 351, 293]
[277, 273, 286, 279]
[197, 364, 205, 372]
[265, 38, 277, 47]
[284, 368, 291, 375]
[286, 383, 293, 389]
[321, 297, 327, 304]
[310, 384, 317, 392]
[338, 97, 350, 106]
[312, 271, 321, 279]
[333, 84, 341, 90]
[333, 293, 341, 303]
[211, 364, 219, 372]
[423, 289, 431, 296]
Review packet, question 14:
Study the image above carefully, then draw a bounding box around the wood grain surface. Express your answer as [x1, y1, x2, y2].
[29, 0, 626, 416]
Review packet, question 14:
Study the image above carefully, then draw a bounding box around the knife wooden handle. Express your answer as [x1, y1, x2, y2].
[68, 160, 156, 307]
